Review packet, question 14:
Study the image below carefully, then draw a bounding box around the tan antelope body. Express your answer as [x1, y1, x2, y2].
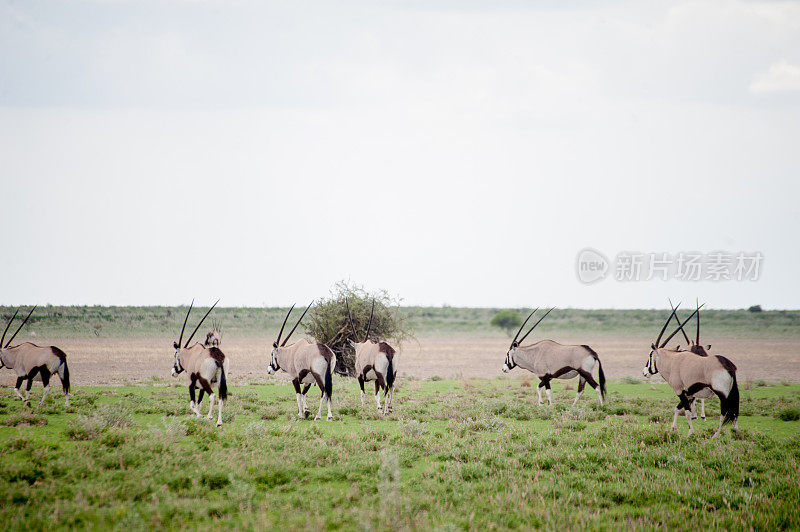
[171, 300, 228, 426]
[668, 302, 714, 420]
[354, 340, 396, 414]
[501, 308, 606, 406]
[644, 304, 739, 438]
[347, 299, 398, 415]
[0, 307, 71, 408]
[267, 303, 336, 421]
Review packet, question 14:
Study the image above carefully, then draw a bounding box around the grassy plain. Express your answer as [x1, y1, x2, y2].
[1, 378, 799, 530]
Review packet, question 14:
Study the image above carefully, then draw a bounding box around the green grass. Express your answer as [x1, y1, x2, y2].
[1, 379, 799, 530]
[2, 305, 799, 339]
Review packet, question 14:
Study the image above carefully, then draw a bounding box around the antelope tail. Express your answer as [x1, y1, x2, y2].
[597, 358, 606, 400]
[386, 356, 395, 390]
[324, 362, 333, 400]
[53, 347, 70, 395]
[582, 345, 605, 400]
[721, 373, 739, 425]
[218, 362, 228, 401]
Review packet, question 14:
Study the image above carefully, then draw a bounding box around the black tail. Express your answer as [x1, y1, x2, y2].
[582, 345, 605, 400]
[54, 347, 70, 395]
[720, 374, 739, 425]
[324, 363, 333, 400]
[386, 356, 395, 390]
[218, 362, 228, 400]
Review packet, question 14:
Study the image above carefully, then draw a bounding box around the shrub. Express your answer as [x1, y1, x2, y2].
[490, 310, 523, 336]
[201, 473, 230, 490]
[304, 281, 413, 377]
[748, 305, 763, 313]
[778, 408, 800, 421]
[3, 412, 47, 427]
[96, 404, 134, 429]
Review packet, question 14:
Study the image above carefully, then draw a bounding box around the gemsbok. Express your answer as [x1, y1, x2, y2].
[205, 318, 222, 348]
[643, 304, 739, 438]
[267, 303, 336, 421]
[346, 299, 397, 415]
[501, 308, 606, 406]
[0, 306, 71, 408]
[668, 301, 714, 420]
[171, 300, 229, 427]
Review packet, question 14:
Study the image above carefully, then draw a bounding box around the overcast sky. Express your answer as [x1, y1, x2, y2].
[1, 0, 799, 309]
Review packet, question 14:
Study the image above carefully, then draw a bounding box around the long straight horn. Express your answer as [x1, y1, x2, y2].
[345, 298, 358, 339]
[281, 301, 313, 347]
[364, 300, 376, 342]
[177, 299, 194, 348]
[184, 299, 219, 348]
[511, 308, 538, 347]
[660, 303, 705, 348]
[670, 299, 691, 345]
[275, 304, 296, 347]
[5, 305, 37, 348]
[696, 298, 701, 345]
[517, 307, 555, 345]
[654, 303, 680, 347]
[1, 309, 19, 348]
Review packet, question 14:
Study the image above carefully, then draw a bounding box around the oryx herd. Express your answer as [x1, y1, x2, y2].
[0, 299, 740, 438]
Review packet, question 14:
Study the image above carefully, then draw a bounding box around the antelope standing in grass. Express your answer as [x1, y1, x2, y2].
[267, 303, 336, 421]
[668, 301, 714, 420]
[0, 307, 71, 408]
[172, 300, 229, 427]
[643, 303, 739, 438]
[501, 308, 606, 406]
[205, 319, 222, 348]
[346, 299, 397, 415]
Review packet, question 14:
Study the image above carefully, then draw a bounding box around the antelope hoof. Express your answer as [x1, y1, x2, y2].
[327, 415, 334, 421]
[24, 401, 31, 408]
[216, 421, 222, 427]
[701, 416, 706, 420]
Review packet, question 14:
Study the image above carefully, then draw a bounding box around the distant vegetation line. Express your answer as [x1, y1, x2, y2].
[0, 306, 797, 339]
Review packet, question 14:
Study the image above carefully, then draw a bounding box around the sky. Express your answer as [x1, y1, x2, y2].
[1, 0, 799, 309]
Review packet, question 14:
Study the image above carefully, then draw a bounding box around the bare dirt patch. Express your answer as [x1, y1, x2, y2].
[1, 336, 798, 387]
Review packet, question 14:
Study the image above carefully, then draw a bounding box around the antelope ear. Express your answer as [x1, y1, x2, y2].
[173, 341, 179, 349]
[651, 343, 656, 349]
[272, 342, 278, 349]
[676, 345, 681, 350]
[706, 344, 712, 350]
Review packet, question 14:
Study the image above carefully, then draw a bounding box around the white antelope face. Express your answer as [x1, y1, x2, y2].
[267, 345, 280, 375]
[502, 345, 517, 373]
[171, 342, 184, 377]
[643, 344, 659, 378]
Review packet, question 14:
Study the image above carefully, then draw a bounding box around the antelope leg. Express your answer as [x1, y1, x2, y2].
[206, 393, 215, 419]
[216, 399, 224, 427]
[14, 377, 24, 401]
[292, 379, 304, 417]
[374, 379, 384, 412]
[572, 377, 586, 407]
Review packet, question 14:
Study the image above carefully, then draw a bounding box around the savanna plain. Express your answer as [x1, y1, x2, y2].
[1, 307, 799, 530]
